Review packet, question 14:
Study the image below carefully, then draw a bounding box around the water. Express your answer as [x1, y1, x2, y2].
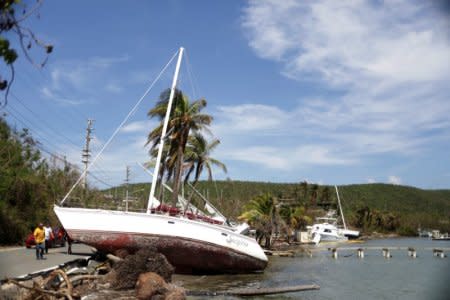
[173, 238, 449, 300]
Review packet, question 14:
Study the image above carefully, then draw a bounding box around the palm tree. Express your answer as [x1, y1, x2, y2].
[319, 186, 332, 209]
[182, 133, 227, 212]
[184, 133, 227, 185]
[145, 144, 172, 203]
[239, 193, 279, 248]
[310, 184, 319, 206]
[147, 88, 212, 206]
[299, 181, 308, 204]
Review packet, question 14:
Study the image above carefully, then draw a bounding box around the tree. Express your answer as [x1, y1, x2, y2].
[145, 144, 172, 202]
[318, 186, 332, 209]
[0, 116, 86, 244]
[147, 88, 212, 206]
[182, 133, 227, 213]
[310, 183, 319, 206]
[1, 0, 53, 106]
[239, 193, 279, 249]
[299, 181, 308, 204]
[0, 117, 50, 243]
[184, 132, 227, 185]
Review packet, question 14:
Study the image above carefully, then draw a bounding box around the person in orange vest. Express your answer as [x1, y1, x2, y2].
[33, 223, 46, 260]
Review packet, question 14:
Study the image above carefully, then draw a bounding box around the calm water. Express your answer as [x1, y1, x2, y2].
[174, 238, 449, 300]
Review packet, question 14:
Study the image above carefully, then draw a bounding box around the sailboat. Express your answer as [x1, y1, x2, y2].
[53, 48, 268, 274]
[335, 186, 359, 239]
[308, 185, 359, 244]
[308, 211, 348, 245]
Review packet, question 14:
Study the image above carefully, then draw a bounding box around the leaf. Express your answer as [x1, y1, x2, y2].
[0, 80, 7, 90]
[4, 49, 18, 64]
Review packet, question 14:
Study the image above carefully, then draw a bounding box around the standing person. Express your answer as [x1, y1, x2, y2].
[33, 223, 45, 260]
[43, 223, 53, 254]
[63, 228, 73, 255]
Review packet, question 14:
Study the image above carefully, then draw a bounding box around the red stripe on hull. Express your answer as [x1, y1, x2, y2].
[68, 229, 267, 274]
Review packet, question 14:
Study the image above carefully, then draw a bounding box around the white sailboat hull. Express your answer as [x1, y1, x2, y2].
[309, 223, 348, 245]
[339, 228, 360, 238]
[54, 206, 268, 273]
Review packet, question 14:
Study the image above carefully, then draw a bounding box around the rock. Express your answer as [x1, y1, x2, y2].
[81, 289, 136, 300]
[101, 268, 117, 285]
[112, 248, 174, 289]
[146, 252, 174, 283]
[135, 272, 167, 300]
[114, 248, 130, 259]
[165, 283, 186, 300]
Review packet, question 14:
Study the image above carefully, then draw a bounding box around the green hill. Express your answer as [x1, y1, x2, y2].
[107, 180, 450, 235]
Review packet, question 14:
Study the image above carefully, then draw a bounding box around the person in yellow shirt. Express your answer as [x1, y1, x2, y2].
[33, 223, 45, 260]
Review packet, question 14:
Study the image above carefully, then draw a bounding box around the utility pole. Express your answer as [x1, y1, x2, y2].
[81, 119, 94, 189]
[124, 166, 130, 212]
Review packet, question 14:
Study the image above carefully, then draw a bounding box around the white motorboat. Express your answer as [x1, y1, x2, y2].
[54, 48, 268, 273]
[308, 186, 359, 244]
[308, 214, 348, 245]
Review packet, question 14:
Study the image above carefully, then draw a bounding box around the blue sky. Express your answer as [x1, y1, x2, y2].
[3, 0, 450, 189]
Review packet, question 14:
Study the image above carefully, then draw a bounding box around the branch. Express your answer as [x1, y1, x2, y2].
[6, 278, 73, 300]
[14, 0, 44, 23]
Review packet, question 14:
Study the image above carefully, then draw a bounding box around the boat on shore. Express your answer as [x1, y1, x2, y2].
[417, 227, 432, 238]
[431, 230, 450, 241]
[308, 213, 348, 244]
[54, 47, 268, 274]
[308, 186, 359, 244]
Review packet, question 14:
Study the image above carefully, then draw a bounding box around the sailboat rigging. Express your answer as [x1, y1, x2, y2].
[53, 47, 268, 274]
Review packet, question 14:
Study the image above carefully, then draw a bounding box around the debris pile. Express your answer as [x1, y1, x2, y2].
[1, 248, 185, 300]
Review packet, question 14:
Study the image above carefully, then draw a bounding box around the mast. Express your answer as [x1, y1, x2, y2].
[335, 185, 347, 229]
[147, 47, 184, 213]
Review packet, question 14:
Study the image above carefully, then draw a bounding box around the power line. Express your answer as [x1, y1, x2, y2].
[5, 100, 77, 154]
[3, 106, 67, 154]
[11, 92, 82, 149]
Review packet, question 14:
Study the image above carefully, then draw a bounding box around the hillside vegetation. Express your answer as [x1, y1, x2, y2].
[109, 180, 450, 235]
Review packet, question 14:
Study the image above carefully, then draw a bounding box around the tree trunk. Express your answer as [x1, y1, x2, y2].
[171, 144, 184, 206]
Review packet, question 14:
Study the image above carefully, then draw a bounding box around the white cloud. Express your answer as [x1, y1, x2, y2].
[121, 120, 153, 133]
[227, 146, 289, 169]
[238, 0, 450, 176]
[40, 87, 84, 106]
[43, 55, 132, 104]
[223, 144, 350, 171]
[388, 175, 402, 185]
[88, 55, 130, 68]
[215, 104, 284, 132]
[105, 83, 123, 93]
[243, 0, 450, 85]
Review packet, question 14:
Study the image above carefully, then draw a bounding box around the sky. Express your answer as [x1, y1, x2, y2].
[2, 0, 450, 190]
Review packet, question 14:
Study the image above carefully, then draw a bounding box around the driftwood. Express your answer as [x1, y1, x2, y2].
[59, 275, 103, 288]
[264, 250, 295, 257]
[106, 253, 123, 263]
[6, 269, 102, 299]
[187, 284, 320, 297]
[7, 277, 73, 300]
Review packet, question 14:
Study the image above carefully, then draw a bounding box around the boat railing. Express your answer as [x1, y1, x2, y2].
[150, 204, 224, 225]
